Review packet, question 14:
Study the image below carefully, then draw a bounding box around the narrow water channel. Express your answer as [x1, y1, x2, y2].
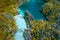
[14, 9, 27, 40]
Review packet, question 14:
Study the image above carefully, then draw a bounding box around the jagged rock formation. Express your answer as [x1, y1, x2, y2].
[0, 0, 23, 40]
[24, 11, 34, 28]
[24, 0, 60, 40]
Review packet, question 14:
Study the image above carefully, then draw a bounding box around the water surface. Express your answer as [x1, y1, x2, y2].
[14, 0, 45, 40]
[19, 1, 45, 20]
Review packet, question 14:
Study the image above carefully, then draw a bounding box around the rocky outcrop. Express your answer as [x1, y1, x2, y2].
[24, 11, 34, 28]
[23, 0, 60, 40]
[0, 0, 21, 40]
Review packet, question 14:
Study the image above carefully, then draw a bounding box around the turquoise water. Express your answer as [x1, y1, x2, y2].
[14, 0, 45, 40]
[17, 8, 25, 16]
[14, 9, 27, 40]
[19, 1, 45, 20]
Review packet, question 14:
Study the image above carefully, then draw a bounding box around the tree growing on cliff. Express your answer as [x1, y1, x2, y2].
[24, 0, 60, 40]
[0, 0, 23, 40]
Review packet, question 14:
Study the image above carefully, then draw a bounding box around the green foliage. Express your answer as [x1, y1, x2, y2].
[0, 0, 22, 40]
[0, 13, 18, 40]
[24, 0, 60, 40]
[29, 20, 60, 40]
[42, 1, 60, 22]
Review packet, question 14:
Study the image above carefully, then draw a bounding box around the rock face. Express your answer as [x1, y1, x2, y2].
[0, 13, 18, 40]
[23, 0, 60, 40]
[0, 0, 21, 40]
[24, 11, 34, 28]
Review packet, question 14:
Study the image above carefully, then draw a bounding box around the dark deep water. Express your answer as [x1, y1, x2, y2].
[18, 1, 45, 20]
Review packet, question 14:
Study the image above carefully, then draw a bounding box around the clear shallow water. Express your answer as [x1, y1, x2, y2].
[14, 10, 27, 40]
